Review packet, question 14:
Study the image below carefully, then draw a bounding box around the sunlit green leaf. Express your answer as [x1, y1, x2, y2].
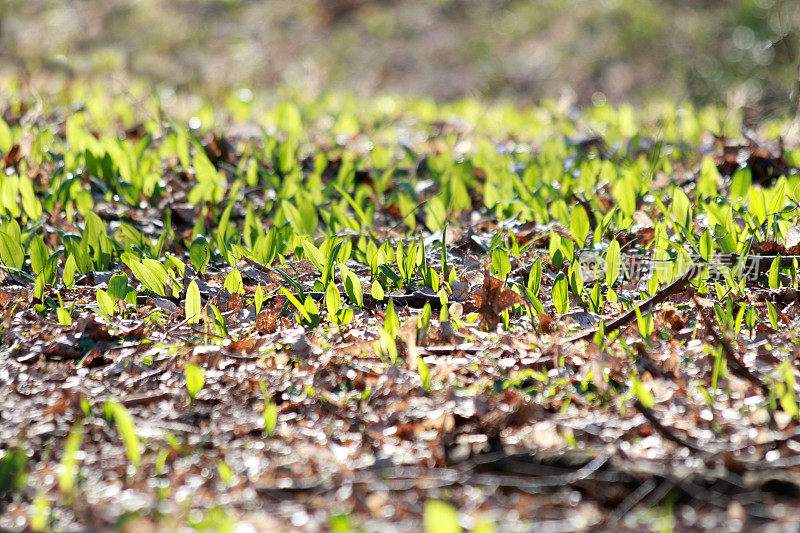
[29, 236, 48, 275]
[371, 279, 384, 301]
[0, 231, 24, 270]
[104, 401, 140, 467]
[631, 376, 654, 409]
[417, 357, 431, 392]
[423, 500, 461, 533]
[224, 269, 244, 294]
[769, 255, 781, 289]
[605, 239, 621, 287]
[189, 236, 210, 274]
[58, 421, 84, 494]
[96, 289, 115, 316]
[186, 280, 201, 324]
[254, 283, 264, 315]
[263, 398, 278, 437]
[325, 282, 341, 316]
[569, 206, 590, 245]
[552, 272, 568, 314]
[185, 363, 205, 402]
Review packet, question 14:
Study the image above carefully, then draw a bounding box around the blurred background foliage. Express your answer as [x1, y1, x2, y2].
[0, 0, 798, 117]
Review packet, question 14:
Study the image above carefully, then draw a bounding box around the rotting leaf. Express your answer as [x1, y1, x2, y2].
[226, 292, 242, 313]
[227, 337, 264, 354]
[256, 309, 281, 333]
[472, 270, 525, 331]
[256, 295, 286, 333]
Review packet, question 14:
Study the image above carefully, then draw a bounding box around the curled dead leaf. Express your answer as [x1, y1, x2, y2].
[662, 306, 685, 330]
[228, 337, 265, 354]
[472, 271, 525, 331]
[256, 310, 280, 333]
[226, 292, 243, 313]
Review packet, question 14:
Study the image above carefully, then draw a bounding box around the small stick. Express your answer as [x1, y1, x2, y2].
[633, 400, 707, 454]
[241, 255, 283, 277]
[568, 264, 702, 343]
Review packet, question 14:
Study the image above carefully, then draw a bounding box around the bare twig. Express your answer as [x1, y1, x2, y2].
[121, 391, 172, 407]
[568, 264, 702, 343]
[633, 400, 707, 454]
[241, 255, 284, 277]
[611, 478, 658, 520]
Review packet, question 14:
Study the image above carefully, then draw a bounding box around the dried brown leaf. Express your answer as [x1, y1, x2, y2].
[472, 271, 525, 331]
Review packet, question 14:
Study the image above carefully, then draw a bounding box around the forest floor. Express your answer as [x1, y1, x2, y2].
[1, 83, 800, 531]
